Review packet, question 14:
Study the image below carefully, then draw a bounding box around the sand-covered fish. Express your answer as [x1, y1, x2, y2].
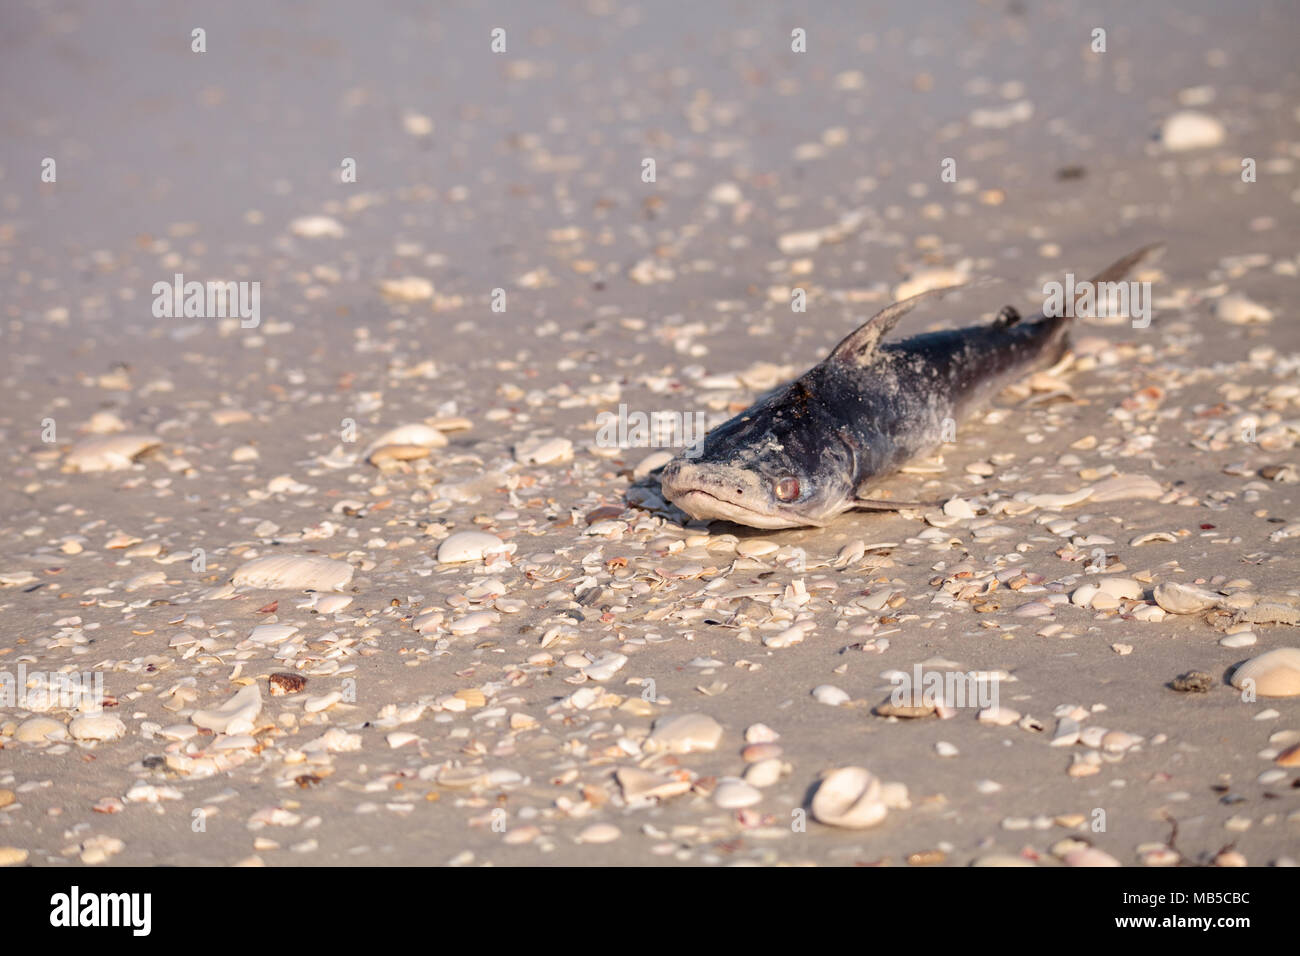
[660, 244, 1163, 528]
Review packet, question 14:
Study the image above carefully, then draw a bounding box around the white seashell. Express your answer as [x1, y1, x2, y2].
[1096, 577, 1142, 600]
[745, 723, 780, 744]
[302, 728, 362, 753]
[1231, 648, 1300, 698]
[437, 531, 509, 564]
[943, 497, 976, 519]
[744, 758, 784, 788]
[1159, 110, 1225, 151]
[616, 767, 691, 801]
[582, 653, 628, 682]
[1071, 584, 1099, 607]
[1130, 531, 1178, 546]
[314, 594, 352, 614]
[248, 624, 299, 645]
[448, 611, 499, 635]
[1051, 718, 1081, 747]
[365, 423, 448, 456]
[1087, 474, 1163, 503]
[764, 622, 812, 648]
[713, 778, 763, 809]
[1101, 730, 1142, 753]
[644, 713, 723, 754]
[83, 410, 126, 434]
[412, 609, 445, 633]
[378, 276, 434, 301]
[386, 732, 420, 749]
[69, 714, 126, 742]
[304, 691, 341, 713]
[812, 684, 850, 706]
[1215, 293, 1274, 325]
[634, 450, 675, 479]
[15, 717, 69, 743]
[514, 436, 574, 465]
[708, 182, 743, 205]
[290, 215, 345, 238]
[977, 706, 1020, 726]
[1153, 581, 1222, 614]
[1063, 846, 1121, 867]
[65, 434, 161, 472]
[811, 767, 888, 829]
[576, 823, 621, 844]
[1220, 632, 1257, 649]
[191, 685, 262, 735]
[231, 554, 354, 591]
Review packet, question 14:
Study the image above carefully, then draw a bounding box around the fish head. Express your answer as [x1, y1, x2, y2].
[659, 377, 857, 529]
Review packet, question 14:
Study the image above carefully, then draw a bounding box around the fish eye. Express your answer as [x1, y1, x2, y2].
[773, 475, 801, 501]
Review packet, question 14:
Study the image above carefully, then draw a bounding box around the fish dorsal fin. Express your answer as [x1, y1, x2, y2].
[828, 284, 964, 365]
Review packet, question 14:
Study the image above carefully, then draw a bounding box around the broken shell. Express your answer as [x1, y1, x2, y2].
[231, 554, 354, 592]
[1153, 582, 1222, 614]
[191, 684, 263, 735]
[65, 434, 161, 473]
[268, 673, 307, 696]
[643, 713, 723, 754]
[810, 766, 889, 829]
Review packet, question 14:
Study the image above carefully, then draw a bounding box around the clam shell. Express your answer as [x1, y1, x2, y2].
[1231, 647, 1300, 698]
[810, 766, 889, 829]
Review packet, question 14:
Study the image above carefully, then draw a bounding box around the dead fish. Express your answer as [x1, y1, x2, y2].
[660, 244, 1163, 529]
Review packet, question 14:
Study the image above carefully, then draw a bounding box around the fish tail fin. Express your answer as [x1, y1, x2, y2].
[1040, 241, 1165, 336]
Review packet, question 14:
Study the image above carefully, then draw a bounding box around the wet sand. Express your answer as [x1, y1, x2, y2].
[0, 0, 1298, 866]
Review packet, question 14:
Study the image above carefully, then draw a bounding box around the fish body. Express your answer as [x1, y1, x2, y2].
[659, 245, 1161, 528]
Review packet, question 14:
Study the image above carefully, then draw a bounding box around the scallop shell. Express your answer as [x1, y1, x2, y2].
[230, 554, 354, 592]
[1230, 647, 1300, 698]
[810, 766, 889, 829]
[64, 434, 161, 472]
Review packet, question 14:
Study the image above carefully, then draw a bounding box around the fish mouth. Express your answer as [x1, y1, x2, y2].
[660, 460, 826, 529]
[668, 488, 817, 529]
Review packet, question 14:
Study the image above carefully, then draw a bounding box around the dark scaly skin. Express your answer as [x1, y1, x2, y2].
[659, 245, 1161, 528]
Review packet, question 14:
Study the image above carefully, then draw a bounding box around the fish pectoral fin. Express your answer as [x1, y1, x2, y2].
[853, 496, 935, 511]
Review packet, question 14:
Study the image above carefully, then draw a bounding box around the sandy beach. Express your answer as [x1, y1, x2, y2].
[0, 0, 1298, 869]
